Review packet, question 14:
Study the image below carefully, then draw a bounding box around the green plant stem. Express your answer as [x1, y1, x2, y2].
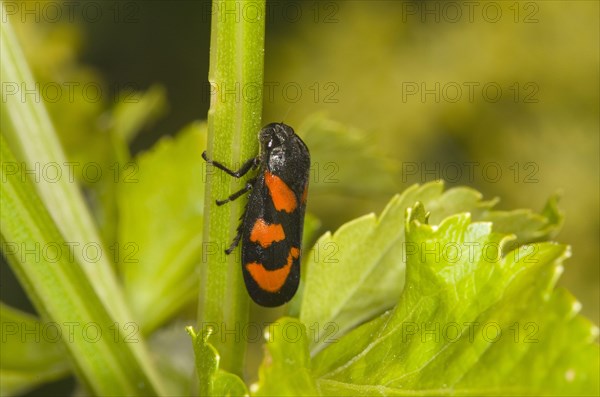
[198, 0, 266, 376]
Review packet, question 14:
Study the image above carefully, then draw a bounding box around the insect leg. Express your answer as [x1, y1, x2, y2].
[225, 228, 242, 255]
[202, 151, 258, 178]
[215, 179, 255, 206]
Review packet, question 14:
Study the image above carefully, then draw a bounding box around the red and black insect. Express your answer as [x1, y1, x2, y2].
[202, 123, 310, 307]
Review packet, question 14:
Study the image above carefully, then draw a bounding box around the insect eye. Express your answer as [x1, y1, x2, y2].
[268, 135, 283, 149]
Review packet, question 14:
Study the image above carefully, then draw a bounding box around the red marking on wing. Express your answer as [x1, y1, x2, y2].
[246, 247, 301, 293]
[265, 171, 297, 213]
[250, 219, 285, 248]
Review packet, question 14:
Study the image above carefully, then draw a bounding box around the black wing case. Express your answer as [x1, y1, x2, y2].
[240, 172, 307, 307]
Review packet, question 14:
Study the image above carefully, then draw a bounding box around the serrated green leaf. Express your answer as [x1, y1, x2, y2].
[310, 204, 599, 396]
[187, 326, 248, 397]
[300, 182, 496, 352]
[253, 317, 318, 396]
[480, 193, 564, 252]
[0, 303, 70, 396]
[118, 122, 206, 333]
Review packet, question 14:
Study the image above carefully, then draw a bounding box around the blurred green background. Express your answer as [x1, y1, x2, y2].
[2, 0, 598, 394]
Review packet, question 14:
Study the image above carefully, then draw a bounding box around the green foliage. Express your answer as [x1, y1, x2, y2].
[301, 114, 400, 199]
[482, 194, 563, 251]
[299, 181, 562, 353]
[187, 326, 248, 397]
[254, 318, 318, 396]
[118, 122, 206, 333]
[91, 86, 169, 246]
[0, 134, 164, 396]
[300, 183, 455, 352]
[298, 114, 400, 229]
[2, 87, 597, 395]
[264, 1, 599, 324]
[1, 2, 598, 396]
[255, 199, 599, 396]
[0, 304, 69, 396]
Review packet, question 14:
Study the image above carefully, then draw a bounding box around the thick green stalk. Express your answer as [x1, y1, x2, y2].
[198, 0, 266, 376]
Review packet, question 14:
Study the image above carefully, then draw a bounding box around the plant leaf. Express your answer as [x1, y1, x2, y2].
[118, 122, 206, 333]
[480, 193, 564, 252]
[287, 212, 323, 318]
[300, 182, 567, 354]
[0, 134, 165, 395]
[0, 303, 70, 396]
[300, 114, 399, 198]
[0, 4, 134, 331]
[147, 320, 196, 396]
[299, 181, 496, 352]
[310, 203, 599, 396]
[253, 317, 318, 396]
[110, 85, 168, 146]
[298, 114, 400, 228]
[186, 326, 248, 397]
